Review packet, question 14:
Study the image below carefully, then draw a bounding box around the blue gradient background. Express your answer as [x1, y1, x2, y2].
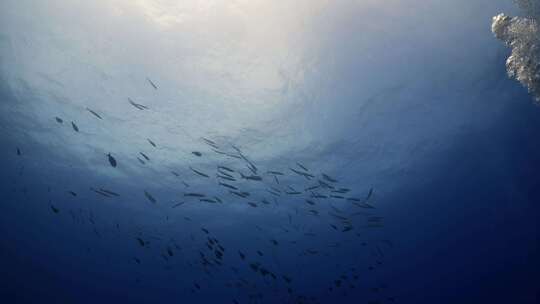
[0, 1, 538, 303]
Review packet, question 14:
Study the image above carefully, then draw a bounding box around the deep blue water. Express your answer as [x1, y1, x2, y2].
[0, 1, 538, 303]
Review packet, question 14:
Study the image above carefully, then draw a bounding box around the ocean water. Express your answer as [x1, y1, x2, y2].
[0, 1, 538, 303]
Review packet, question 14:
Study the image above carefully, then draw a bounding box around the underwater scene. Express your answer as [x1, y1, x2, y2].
[0, 1, 538, 303]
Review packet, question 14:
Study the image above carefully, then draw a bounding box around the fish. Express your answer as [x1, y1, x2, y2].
[214, 197, 222, 204]
[247, 162, 258, 174]
[296, 162, 309, 171]
[247, 202, 258, 208]
[16, 148, 21, 156]
[99, 189, 120, 196]
[201, 228, 209, 234]
[201, 137, 218, 146]
[311, 193, 327, 199]
[351, 202, 375, 209]
[133, 257, 141, 264]
[305, 199, 316, 205]
[55, 117, 63, 123]
[136, 237, 145, 247]
[259, 267, 270, 276]
[365, 188, 374, 202]
[128, 98, 148, 110]
[271, 239, 278, 246]
[147, 139, 156, 147]
[308, 210, 319, 215]
[190, 167, 209, 178]
[282, 275, 292, 284]
[240, 173, 262, 181]
[71, 121, 79, 132]
[333, 188, 351, 193]
[225, 153, 242, 159]
[342, 226, 353, 232]
[240, 157, 257, 174]
[218, 166, 234, 172]
[86, 108, 103, 119]
[330, 195, 345, 199]
[318, 180, 335, 189]
[144, 191, 157, 203]
[289, 168, 314, 179]
[230, 191, 250, 198]
[244, 162, 255, 173]
[146, 77, 158, 90]
[266, 171, 284, 175]
[217, 170, 234, 178]
[172, 202, 185, 208]
[266, 190, 280, 196]
[257, 250, 264, 256]
[219, 182, 238, 190]
[211, 149, 228, 157]
[285, 191, 302, 195]
[90, 188, 112, 197]
[274, 175, 279, 184]
[230, 144, 243, 155]
[139, 152, 150, 161]
[137, 157, 145, 165]
[184, 193, 205, 197]
[270, 187, 282, 193]
[304, 185, 320, 191]
[322, 173, 337, 183]
[50, 204, 60, 213]
[200, 198, 218, 203]
[107, 153, 117, 168]
[192, 151, 202, 157]
[217, 174, 236, 181]
[261, 199, 270, 205]
[68, 191, 77, 197]
[249, 263, 260, 272]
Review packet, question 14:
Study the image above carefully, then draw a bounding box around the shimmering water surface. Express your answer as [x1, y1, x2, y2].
[0, 1, 538, 303]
